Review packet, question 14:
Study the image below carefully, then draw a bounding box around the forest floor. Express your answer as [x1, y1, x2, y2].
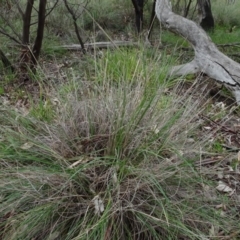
[1, 27, 240, 239]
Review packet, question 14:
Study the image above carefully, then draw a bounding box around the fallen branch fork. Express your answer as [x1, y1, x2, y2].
[155, 0, 240, 104]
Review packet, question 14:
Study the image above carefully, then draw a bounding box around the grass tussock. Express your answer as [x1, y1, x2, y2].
[0, 48, 239, 240]
[212, 0, 240, 27]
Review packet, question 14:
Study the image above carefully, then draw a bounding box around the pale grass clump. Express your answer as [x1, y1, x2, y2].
[41, 76, 201, 161]
[212, 0, 240, 26]
[0, 51, 237, 239]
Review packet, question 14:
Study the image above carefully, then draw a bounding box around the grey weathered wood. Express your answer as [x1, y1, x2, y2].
[155, 0, 240, 103]
[60, 41, 138, 50]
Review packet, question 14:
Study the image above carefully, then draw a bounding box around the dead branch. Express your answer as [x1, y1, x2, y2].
[0, 28, 22, 45]
[155, 0, 240, 104]
[63, 0, 86, 54]
[58, 41, 138, 50]
[0, 14, 22, 41]
[45, 0, 59, 18]
[13, 0, 24, 17]
[218, 43, 240, 48]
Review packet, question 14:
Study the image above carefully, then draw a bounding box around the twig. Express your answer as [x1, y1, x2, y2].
[12, 0, 24, 17]
[217, 42, 240, 48]
[45, 0, 59, 18]
[195, 157, 223, 167]
[0, 29, 22, 45]
[200, 114, 237, 135]
[0, 14, 22, 40]
[63, 0, 86, 54]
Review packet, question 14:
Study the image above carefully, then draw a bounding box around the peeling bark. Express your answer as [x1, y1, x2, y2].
[155, 0, 240, 104]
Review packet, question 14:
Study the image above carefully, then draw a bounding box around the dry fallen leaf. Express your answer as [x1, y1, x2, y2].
[112, 172, 117, 184]
[217, 171, 224, 179]
[52, 97, 60, 106]
[238, 151, 240, 162]
[151, 124, 159, 134]
[68, 157, 90, 169]
[93, 195, 104, 215]
[216, 181, 234, 193]
[201, 183, 217, 201]
[20, 142, 34, 150]
[215, 203, 227, 211]
[209, 224, 219, 238]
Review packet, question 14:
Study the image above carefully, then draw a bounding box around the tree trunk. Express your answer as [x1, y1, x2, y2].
[147, 0, 156, 39]
[155, 0, 240, 104]
[20, 0, 34, 74]
[131, 0, 144, 33]
[31, 0, 47, 65]
[197, 0, 214, 31]
[22, 0, 34, 45]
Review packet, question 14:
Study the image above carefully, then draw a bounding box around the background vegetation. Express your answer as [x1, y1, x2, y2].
[1, 0, 240, 239]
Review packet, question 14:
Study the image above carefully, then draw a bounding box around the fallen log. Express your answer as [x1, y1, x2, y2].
[155, 0, 240, 104]
[59, 41, 139, 51]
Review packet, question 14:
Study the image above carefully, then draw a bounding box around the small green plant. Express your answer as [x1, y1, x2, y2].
[212, 140, 224, 153]
[29, 99, 55, 122]
[1, 73, 16, 84]
[0, 86, 4, 95]
[93, 47, 177, 88]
